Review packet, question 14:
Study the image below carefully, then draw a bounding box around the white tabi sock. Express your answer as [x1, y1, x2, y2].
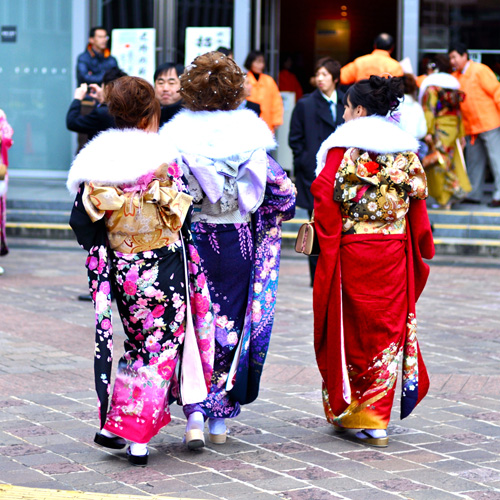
[208, 417, 226, 435]
[359, 429, 387, 439]
[186, 411, 205, 432]
[130, 442, 148, 456]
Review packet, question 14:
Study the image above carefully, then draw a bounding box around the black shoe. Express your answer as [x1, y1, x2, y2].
[487, 199, 500, 208]
[94, 432, 127, 449]
[127, 446, 149, 466]
[78, 293, 93, 301]
[461, 198, 481, 204]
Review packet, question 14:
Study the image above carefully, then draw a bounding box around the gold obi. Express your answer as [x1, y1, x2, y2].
[82, 164, 193, 254]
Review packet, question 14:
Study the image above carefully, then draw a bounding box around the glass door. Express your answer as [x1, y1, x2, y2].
[0, 0, 75, 173]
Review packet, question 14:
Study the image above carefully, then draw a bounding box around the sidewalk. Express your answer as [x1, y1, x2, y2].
[1, 238, 500, 499]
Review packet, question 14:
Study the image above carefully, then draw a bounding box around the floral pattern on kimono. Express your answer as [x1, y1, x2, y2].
[228, 155, 296, 405]
[333, 149, 427, 235]
[184, 155, 296, 419]
[312, 144, 434, 432]
[70, 166, 215, 436]
[185, 222, 254, 419]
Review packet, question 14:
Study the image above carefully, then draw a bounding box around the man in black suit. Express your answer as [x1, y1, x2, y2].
[289, 57, 344, 284]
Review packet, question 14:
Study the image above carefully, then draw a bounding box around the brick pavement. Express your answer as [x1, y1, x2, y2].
[1, 238, 500, 499]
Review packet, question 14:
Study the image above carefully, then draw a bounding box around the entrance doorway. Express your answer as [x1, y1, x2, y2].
[279, 1, 398, 93]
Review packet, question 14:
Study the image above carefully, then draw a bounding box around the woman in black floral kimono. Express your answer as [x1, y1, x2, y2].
[67, 77, 214, 466]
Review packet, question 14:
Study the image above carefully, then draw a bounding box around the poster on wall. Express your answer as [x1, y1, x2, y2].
[184, 27, 232, 67]
[111, 28, 156, 83]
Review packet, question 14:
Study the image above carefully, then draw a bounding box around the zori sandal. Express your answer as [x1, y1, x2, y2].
[354, 430, 389, 448]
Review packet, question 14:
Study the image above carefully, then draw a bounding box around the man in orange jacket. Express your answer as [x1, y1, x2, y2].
[449, 43, 500, 206]
[340, 33, 404, 85]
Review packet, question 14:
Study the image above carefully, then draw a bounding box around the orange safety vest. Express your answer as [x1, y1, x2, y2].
[340, 49, 404, 85]
[453, 61, 500, 136]
[246, 72, 284, 131]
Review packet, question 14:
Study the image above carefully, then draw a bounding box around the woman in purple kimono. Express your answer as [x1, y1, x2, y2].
[160, 51, 296, 448]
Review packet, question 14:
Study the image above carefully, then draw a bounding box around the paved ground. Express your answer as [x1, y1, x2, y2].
[1, 237, 500, 500]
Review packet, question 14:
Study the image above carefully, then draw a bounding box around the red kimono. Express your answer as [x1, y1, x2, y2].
[312, 116, 435, 430]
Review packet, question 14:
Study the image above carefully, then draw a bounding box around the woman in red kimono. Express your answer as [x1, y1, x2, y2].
[312, 76, 435, 447]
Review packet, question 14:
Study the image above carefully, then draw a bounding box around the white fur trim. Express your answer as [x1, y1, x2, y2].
[316, 116, 419, 176]
[66, 129, 179, 193]
[159, 109, 276, 159]
[418, 72, 460, 103]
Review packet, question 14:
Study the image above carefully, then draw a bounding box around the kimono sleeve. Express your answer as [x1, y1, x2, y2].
[69, 182, 107, 251]
[262, 154, 296, 222]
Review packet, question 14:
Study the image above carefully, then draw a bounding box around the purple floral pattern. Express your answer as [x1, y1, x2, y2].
[185, 154, 296, 419]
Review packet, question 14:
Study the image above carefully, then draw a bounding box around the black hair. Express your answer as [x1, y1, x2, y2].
[154, 62, 185, 82]
[374, 33, 394, 51]
[343, 75, 404, 117]
[244, 50, 265, 71]
[448, 42, 468, 57]
[217, 47, 232, 57]
[102, 67, 127, 85]
[315, 57, 341, 81]
[89, 26, 106, 38]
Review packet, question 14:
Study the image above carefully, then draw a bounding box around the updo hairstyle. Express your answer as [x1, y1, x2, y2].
[344, 75, 404, 117]
[179, 51, 245, 111]
[106, 76, 160, 130]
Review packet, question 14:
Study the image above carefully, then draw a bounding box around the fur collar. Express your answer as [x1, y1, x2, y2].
[159, 109, 276, 159]
[418, 72, 460, 102]
[67, 128, 179, 193]
[316, 116, 419, 176]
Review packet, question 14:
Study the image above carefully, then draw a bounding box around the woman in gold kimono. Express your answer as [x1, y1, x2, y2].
[419, 54, 471, 208]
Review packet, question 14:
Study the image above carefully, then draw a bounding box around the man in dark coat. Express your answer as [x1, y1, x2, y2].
[76, 27, 118, 86]
[289, 57, 344, 284]
[66, 67, 127, 142]
[154, 63, 185, 126]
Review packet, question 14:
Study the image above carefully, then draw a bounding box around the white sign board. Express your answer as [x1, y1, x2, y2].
[111, 28, 156, 83]
[184, 27, 232, 67]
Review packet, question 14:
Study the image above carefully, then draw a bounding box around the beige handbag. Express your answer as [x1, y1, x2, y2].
[295, 211, 320, 256]
[0, 163, 6, 181]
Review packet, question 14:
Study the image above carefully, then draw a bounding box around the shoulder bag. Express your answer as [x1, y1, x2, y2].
[295, 211, 320, 256]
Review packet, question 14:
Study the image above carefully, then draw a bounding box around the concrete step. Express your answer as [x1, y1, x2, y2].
[7, 198, 73, 211]
[7, 208, 71, 224]
[6, 222, 73, 240]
